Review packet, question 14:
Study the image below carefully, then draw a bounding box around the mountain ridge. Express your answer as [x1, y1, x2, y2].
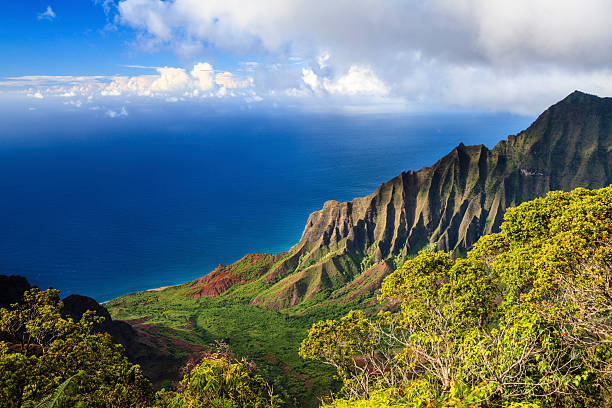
[102, 91, 612, 407]
[184, 90, 612, 311]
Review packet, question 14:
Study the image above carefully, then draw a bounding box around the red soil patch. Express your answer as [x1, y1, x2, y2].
[125, 315, 152, 325]
[187, 253, 286, 298]
[189, 264, 246, 298]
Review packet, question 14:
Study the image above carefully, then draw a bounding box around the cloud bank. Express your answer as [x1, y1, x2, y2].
[7, 1, 612, 114]
[108, 0, 612, 114]
[8, 62, 256, 100]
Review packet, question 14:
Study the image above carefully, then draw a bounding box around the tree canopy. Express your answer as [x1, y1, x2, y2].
[0, 287, 154, 407]
[300, 186, 612, 408]
[0, 289, 283, 408]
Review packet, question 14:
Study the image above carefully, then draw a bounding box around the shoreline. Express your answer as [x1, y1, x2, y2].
[146, 285, 176, 292]
[100, 283, 179, 304]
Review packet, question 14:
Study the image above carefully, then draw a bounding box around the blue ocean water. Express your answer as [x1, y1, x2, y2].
[0, 107, 534, 301]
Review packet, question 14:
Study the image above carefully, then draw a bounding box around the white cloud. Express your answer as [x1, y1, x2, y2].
[116, 0, 612, 69]
[101, 62, 253, 97]
[38, 6, 56, 21]
[111, 0, 612, 113]
[102, 75, 155, 96]
[301, 66, 388, 96]
[150, 67, 192, 93]
[215, 72, 252, 89]
[301, 68, 320, 93]
[326, 66, 388, 96]
[2, 62, 261, 106]
[190, 62, 214, 91]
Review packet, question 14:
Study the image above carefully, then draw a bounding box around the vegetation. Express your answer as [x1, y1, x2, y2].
[300, 186, 612, 407]
[0, 289, 284, 408]
[3, 185, 612, 407]
[156, 342, 283, 408]
[105, 286, 349, 407]
[0, 287, 154, 407]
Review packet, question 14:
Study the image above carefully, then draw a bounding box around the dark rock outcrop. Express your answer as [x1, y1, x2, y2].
[0, 275, 32, 308]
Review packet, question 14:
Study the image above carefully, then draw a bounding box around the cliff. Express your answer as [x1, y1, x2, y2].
[187, 91, 612, 310]
[99, 91, 612, 403]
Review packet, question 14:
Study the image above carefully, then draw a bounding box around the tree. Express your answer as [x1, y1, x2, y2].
[301, 186, 612, 408]
[160, 343, 283, 408]
[0, 287, 154, 408]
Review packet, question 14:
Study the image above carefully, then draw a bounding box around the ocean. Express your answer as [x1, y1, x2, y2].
[0, 106, 534, 301]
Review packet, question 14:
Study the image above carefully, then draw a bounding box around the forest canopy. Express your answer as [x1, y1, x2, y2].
[300, 186, 612, 407]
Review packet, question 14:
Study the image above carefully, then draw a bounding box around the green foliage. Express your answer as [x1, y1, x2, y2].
[22, 371, 85, 408]
[106, 284, 346, 408]
[301, 186, 612, 408]
[158, 345, 283, 408]
[299, 310, 372, 366]
[0, 287, 154, 408]
[320, 389, 413, 408]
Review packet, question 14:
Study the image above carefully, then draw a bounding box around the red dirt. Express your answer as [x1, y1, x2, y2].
[125, 315, 152, 324]
[188, 264, 246, 298]
[187, 252, 286, 298]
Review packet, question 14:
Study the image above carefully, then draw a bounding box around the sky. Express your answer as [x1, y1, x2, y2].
[3, 0, 612, 115]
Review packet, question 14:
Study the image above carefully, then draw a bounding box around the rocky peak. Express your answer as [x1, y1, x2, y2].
[183, 92, 612, 311]
[301, 91, 612, 255]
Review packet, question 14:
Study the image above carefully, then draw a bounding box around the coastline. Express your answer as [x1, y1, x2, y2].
[146, 285, 176, 292]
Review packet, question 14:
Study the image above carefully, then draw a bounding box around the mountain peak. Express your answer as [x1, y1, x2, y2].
[559, 90, 601, 105]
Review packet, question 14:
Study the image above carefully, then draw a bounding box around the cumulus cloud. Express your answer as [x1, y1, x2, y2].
[2, 62, 261, 106]
[191, 62, 215, 91]
[150, 67, 192, 93]
[111, 0, 612, 113]
[100, 63, 253, 97]
[302, 66, 388, 96]
[38, 6, 56, 21]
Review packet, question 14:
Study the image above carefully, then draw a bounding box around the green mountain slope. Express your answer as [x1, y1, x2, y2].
[187, 90, 612, 310]
[106, 91, 612, 407]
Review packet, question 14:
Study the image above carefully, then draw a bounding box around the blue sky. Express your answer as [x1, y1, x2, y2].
[3, 1, 612, 116]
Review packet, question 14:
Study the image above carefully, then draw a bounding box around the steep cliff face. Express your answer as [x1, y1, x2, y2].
[296, 92, 612, 259]
[190, 91, 612, 310]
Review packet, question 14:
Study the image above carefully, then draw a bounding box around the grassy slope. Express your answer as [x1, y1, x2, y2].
[106, 282, 370, 408]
